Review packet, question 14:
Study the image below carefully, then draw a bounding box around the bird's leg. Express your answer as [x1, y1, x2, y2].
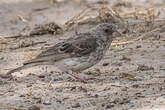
[67, 70, 87, 83]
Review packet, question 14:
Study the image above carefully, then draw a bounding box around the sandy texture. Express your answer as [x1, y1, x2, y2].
[0, 0, 165, 110]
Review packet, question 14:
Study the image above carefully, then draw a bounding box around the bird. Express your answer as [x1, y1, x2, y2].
[0, 23, 119, 83]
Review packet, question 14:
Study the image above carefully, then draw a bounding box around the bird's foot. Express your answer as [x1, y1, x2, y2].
[67, 72, 87, 83]
[67, 71, 96, 83]
[73, 76, 88, 83]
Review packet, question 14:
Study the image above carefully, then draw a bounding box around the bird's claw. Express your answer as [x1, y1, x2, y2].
[73, 77, 88, 83]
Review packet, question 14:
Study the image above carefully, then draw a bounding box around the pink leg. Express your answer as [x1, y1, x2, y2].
[66, 71, 88, 83]
[72, 74, 96, 82]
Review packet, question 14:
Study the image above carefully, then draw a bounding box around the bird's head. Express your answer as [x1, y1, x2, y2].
[95, 23, 120, 39]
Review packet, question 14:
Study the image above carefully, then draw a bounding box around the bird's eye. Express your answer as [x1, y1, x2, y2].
[104, 29, 110, 33]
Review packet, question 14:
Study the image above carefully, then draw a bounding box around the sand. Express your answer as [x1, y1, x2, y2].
[0, 0, 165, 110]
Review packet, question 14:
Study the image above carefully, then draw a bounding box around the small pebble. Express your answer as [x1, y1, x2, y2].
[106, 104, 114, 109]
[38, 75, 45, 78]
[19, 93, 25, 97]
[26, 84, 32, 87]
[0, 57, 4, 60]
[136, 45, 141, 48]
[43, 100, 51, 105]
[72, 103, 80, 108]
[120, 56, 131, 61]
[94, 94, 99, 98]
[137, 65, 154, 71]
[102, 62, 109, 66]
[28, 105, 40, 110]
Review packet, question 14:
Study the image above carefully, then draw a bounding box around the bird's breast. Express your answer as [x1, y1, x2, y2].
[55, 56, 96, 72]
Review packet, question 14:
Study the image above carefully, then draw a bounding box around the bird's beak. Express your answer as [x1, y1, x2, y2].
[112, 30, 121, 38]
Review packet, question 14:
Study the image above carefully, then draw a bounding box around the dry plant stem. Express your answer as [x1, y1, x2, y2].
[65, 5, 123, 29]
[137, 27, 162, 40]
[11, 41, 46, 50]
[48, 76, 55, 87]
[0, 41, 46, 51]
[0, 103, 27, 110]
[111, 40, 135, 46]
[5, 35, 23, 39]
[65, 8, 89, 26]
[112, 25, 163, 46]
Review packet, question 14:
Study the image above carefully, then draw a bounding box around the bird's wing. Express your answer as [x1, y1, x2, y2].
[24, 33, 99, 64]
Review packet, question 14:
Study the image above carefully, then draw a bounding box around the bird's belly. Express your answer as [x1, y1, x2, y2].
[55, 56, 99, 72]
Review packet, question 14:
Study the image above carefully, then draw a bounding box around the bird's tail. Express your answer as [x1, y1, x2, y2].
[0, 64, 32, 78]
[0, 59, 50, 78]
[6, 66, 24, 75]
[0, 63, 40, 78]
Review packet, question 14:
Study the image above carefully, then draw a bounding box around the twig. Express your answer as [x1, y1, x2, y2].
[111, 40, 135, 46]
[5, 34, 26, 39]
[0, 41, 46, 51]
[0, 103, 27, 110]
[65, 8, 89, 27]
[32, 7, 49, 11]
[9, 41, 46, 50]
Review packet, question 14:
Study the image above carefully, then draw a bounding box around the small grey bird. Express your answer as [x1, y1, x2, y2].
[1, 23, 119, 82]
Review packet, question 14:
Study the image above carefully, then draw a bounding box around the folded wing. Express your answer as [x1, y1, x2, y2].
[24, 33, 99, 65]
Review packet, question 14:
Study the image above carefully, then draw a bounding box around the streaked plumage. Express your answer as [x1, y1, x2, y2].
[1, 23, 118, 82]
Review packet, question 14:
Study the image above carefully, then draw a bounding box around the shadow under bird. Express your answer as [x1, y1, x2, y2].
[0, 23, 120, 83]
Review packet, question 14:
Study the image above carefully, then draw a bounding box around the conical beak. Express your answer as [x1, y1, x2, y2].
[112, 30, 121, 38]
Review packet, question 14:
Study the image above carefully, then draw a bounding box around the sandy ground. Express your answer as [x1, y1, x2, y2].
[0, 0, 165, 110]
